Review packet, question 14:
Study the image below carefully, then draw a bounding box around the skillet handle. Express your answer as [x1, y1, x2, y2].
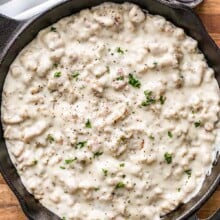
[0, 14, 21, 62]
[189, 209, 220, 220]
[0, 0, 65, 20]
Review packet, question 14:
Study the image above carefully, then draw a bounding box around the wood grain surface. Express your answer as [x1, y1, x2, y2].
[0, 0, 219, 219]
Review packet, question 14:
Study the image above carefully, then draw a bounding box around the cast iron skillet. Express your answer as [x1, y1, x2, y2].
[0, 0, 219, 219]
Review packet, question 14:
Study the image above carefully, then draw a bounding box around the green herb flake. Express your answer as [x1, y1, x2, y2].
[60, 166, 66, 170]
[184, 169, 192, 178]
[194, 121, 202, 128]
[122, 174, 126, 178]
[144, 90, 152, 97]
[50, 26, 57, 32]
[62, 217, 66, 220]
[65, 157, 77, 164]
[149, 135, 155, 140]
[53, 63, 58, 68]
[116, 76, 124, 81]
[106, 66, 110, 74]
[93, 151, 103, 158]
[72, 71, 80, 79]
[75, 141, 87, 149]
[153, 61, 158, 66]
[115, 182, 125, 189]
[32, 160, 38, 166]
[159, 96, 166, 105]
[94, 187, 100, 191]
[119, 163, 125, 167]
[116, 47, 124, 54]
[85, 119, 92, 128]
[128, 74, 141, 88]
[54, 71, 61, 78]
[47, 134, 54, 143]
[177, 187, 181, 192]
[168, 131, 173, 138]
[164, 152, 172, 164]
[141, 90, 156, 106]
[102, 169, 108, 177]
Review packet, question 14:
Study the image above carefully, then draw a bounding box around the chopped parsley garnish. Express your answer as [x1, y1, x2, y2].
[194, 121, 202, 128]
[75, 141, 87, 149]
[115, 182, 125, 189]
[53, 63, 58, 68]
[62, 217, 66, 220]
[153, 61, 158, 66]
[122, 174, 126, 178]
[32, 160, 38, 166]
[50, 26, 57, 32]
[177, 187, 181, 192]
[168, 131, 173, 138]
[102, 169, 108, 177]
[159, 96, 166, 105]
[128, 74, 141, 88]
[141, 90, 156, 106]
[142, 92, 166, 106]
[116, 47, 124, 54]
[164, 152, 172, 164]
[60, 166, 66, 169]
[72, 71, 80, 79]
[192, 108, 199, 114]
[65, 157, 77, 164]
[47, 134, 54, 143]
[116, 76, 124, 81]
[85, 119, 92, 128]
[184, 169, 192, 178]
[144, 90, 154, 99]
[94, 187, 100, 191]
[106, 66, 110, 74]
[119, 163, 125, 167]
[54, 71, 61, 77]
[149, 135, 155, 140]
[93, 151, 103, 158]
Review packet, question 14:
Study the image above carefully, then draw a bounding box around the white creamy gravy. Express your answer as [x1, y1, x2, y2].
[1, 2, 220, 220]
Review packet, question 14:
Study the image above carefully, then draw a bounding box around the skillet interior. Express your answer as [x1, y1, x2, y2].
[0, 0, 219, 219]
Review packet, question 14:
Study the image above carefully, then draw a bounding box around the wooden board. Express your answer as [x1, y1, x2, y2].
[0, 0, 219, 219]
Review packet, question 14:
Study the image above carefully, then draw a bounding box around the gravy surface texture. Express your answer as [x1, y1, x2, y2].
[2, 2, 220, 220]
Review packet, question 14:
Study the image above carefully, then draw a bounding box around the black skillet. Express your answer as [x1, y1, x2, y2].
[0, 0, 219, 219]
